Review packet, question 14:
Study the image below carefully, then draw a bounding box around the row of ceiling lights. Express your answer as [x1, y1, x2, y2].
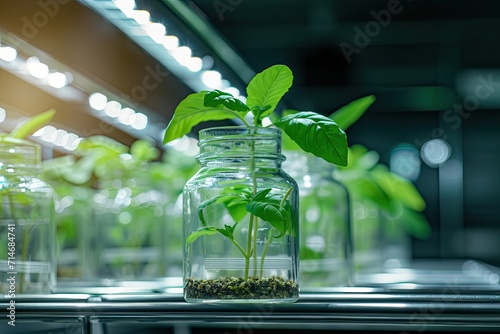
[111, 0, 245, 101]
[88, 92, 148, 130]
[0, 45, 70, 89]
[2, 0, 247, 152]
[0, 39, 150, 147]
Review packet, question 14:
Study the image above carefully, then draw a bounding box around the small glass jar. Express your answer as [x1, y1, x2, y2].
[53, 183, 94, 280]
[92, 163, 168, 284]
[283, 151, 352, 289]
[183, 127, 299, 303]
[0, 138, 56, 294]
[351, 199, 384, 282]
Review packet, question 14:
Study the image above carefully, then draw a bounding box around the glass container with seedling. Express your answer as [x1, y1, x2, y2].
[163, 64, 349, 302]
[0, 109, 57, 294]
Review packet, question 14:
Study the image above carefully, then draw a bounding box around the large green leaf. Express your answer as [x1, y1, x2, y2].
[274, 111, 348, 166]
[246, 65, 293, 118]
[329, 95, 376, 130]
[8, 108, 56, 139]
[246, 200, 290, 238]
[215, 194, 250, 223]
[163, 92, 242, 144]
[371, 164, 426, 212]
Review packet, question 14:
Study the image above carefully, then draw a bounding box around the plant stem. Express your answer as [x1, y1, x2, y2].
[259, 187, 294, 278]
[259, 229, 273, 279]
[253, 216, 258, 277]
[244, 126, 258, 280]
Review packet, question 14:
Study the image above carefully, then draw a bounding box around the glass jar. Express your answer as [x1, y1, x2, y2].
[92, 163, 168, 285]
[53, 184, 94, 280]
[0, 138, 56, 294]
[351, 199, 384, 283]
[183, 127, 299, 303]
[283, 151, 352, 289]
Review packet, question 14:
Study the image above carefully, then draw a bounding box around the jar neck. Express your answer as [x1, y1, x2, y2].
[196, 126, 285, 168]
[0, 139, 42, 177]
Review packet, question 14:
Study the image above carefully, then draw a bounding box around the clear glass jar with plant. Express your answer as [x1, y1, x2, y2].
[0, 109, 57, 294]
[163, 64, 349, 302]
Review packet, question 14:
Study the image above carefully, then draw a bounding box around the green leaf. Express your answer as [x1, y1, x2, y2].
[8, 109, 56, 139]
[204, 89, 249, 112]
[186, 226, 218, 245]
[342, 173, 393, 212]
[163, 92, 243, 144]
[246, 201, 290, 238]
[76, 135, 128, 156]
[216, 224, 237, 240]
[130, 139, 159, 162]
[215, 195, 249, 223]
[274, 111, 348, 166]
[329, 95, 376, 130]
[396, 205, 431, 239]
[252, 188, 272, 202]
[246, 64, 293, 118]
[371, 164, 426, 212]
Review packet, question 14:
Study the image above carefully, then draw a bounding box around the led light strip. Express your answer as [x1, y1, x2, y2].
[88, 92, 148, 130]
[1, 34, 158, 142]
[32, 125, 83, 151]
[79, 0, 246, 101]
[0, 45, 71, 90]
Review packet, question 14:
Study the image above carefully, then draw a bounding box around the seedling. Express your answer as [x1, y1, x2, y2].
[164, 64, 358, 286]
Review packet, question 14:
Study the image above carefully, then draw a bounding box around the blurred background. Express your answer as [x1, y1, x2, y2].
[0, 0, 499, 275]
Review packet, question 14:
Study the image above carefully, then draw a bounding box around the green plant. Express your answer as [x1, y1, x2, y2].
[163, 64, 350, 280]
[0, 109, 56, 292]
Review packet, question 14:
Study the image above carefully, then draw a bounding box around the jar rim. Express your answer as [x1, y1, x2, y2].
[198, 126, 282, 140]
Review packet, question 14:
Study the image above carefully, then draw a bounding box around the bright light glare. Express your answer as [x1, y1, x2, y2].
[0, 46, 17, 62]
[166, 135, 199, 156]
[143, 22, 166, 43]
[186, 57, 203, 72]
[104, 101, 122, 118]
[47, 72, 68, 89]
[201, 70, 222, 89]
[34, 124, 83, 151]
[261, 117, 272, 127]
[224, 87, 240, 97]
[114, 0, 135, 15]
[53, 129, 68, 146]
[118, 107, 135, 125]
[130, 112, 148, 130]
[171, 46, 192, 66]
[26, 56, 49, 79]
[421, 139, 451, 167]
[131, 10, 150, 25]
[40, 125, 56, 141]
[65, 137, 82, 151]
[160, 35, 179, 50]
[88, 92, 108, 111]
[0, 108, 5, 123]
[390, 144, 421, 181]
